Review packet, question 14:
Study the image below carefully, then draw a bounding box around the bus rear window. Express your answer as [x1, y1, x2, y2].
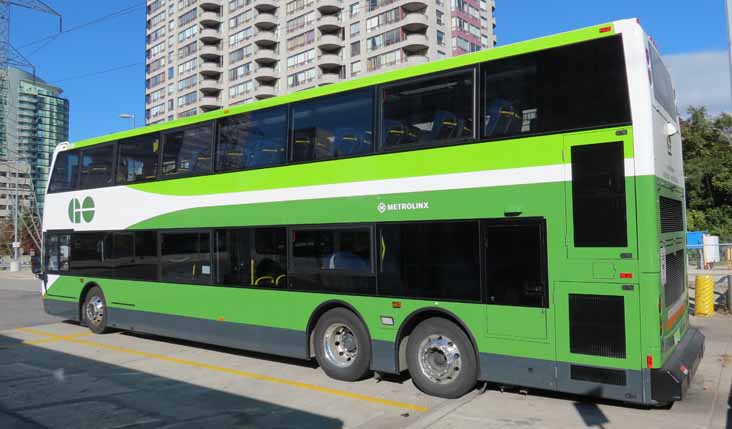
[481, 35, 631, 140]
[649, 44, 677, 118]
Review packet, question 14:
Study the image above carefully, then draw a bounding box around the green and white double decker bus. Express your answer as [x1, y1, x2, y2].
[41, 19, 703, 404]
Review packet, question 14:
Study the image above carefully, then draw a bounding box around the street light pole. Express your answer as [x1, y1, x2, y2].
[119, 113, 135, 129]
[10, 159, 20, 272]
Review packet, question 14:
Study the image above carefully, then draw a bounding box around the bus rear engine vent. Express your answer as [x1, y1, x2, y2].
[569, 294, 627, 359]
[570, 365, 627, 386]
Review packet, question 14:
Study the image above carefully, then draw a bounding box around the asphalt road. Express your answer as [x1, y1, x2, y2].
[0, 271, 730, 428]
[0, 275, 63, 330]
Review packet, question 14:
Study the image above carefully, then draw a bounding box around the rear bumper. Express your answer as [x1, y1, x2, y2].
[651, 326, 705, 403]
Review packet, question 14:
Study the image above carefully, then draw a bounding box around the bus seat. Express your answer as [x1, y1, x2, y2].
[315, 136, 336, 159]
[254, 276, 274, 286]
[484, 98, 518, 136]
[428, 110, 459, 141]
[335, 128, 368, 157]
[248, 139, 284, 167]
[382, 119, 405, 146]
[275, 274, 286, 286]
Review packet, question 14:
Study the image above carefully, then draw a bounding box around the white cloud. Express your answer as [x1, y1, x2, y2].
[664, 50, 731, 115]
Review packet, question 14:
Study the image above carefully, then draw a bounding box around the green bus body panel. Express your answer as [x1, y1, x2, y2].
[46, 174, 678, 373]
[131, 181, 567, 230]
[67, 23, 615, 151]
[45, 279, 481, 346]
[124, 126, 632, 198]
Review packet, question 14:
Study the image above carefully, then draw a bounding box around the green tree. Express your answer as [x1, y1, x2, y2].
[681, 106, 732, 240]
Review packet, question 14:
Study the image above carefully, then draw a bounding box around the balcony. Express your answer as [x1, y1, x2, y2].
[199, 44, 223, 60]
[200, 78, 221, 92]
[200, 0, 223, 8]
[253, 66, 278, 82]
[317, 34, 344, 50]
[254, 13, 277, 29]
[406, 54, 429, 66]
[253, 0, 277, 11]
[403, 33, 428, 51]
[318, 72, 340, 85]
[254, 48, 278, 63]
[317, 15, 343, 32]
[402, 13, 428, 32]
[200, 28, 223, 42]
[200, 11, 222, 25]
[200, 96, 223, 110]
[254, 84, 277, 99]
[200, 61, 223, 76]
[316, 0, 343, 14]
[318, 53, 343, 68]
[402, 0, 427, 12]
[254, 30, 277, 46]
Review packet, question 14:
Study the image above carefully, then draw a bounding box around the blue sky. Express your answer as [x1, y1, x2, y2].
[8, 1, 731, 142]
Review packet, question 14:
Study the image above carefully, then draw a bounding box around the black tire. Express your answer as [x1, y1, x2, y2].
[82, 286, 109, 334]
[407, 318, 478, 398]
[313, 308, 372, 381]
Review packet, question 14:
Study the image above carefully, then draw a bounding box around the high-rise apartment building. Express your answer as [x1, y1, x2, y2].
[145, 0, 496, 124]
[0, 67, 70, 217]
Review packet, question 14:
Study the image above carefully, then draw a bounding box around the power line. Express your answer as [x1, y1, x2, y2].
[17, 2, 145, 51]
[50, 62, 144, 84]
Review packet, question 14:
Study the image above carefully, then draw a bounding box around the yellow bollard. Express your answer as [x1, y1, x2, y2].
[695, 275, 715, 316]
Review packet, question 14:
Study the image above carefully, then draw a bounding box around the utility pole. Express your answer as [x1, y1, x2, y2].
[0, 1, 60, 271]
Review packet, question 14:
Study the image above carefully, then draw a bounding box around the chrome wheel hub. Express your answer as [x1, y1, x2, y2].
[85, 296, 104, 326]
[323, 323, 358, 367]
[418, 334, 462, 384]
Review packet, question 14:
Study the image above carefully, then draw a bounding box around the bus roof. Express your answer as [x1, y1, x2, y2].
[67, 20, 627, 151]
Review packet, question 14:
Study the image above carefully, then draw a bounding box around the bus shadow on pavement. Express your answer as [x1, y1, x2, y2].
[0, 333, 344, 429]
[115, 326, 321, 370]
[109, 322, 415, 385]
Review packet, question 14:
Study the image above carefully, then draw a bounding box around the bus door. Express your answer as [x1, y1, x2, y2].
[482, 218, 549, 341]
[556, 130, 643, 395]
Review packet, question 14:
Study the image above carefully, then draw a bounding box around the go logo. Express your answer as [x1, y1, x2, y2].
[68, 196, 95, 224]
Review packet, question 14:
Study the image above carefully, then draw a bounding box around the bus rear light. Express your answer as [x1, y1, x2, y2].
[599, 25, 612, 33]
[647, 355, 653, 368]
[620, 272, 633, 279]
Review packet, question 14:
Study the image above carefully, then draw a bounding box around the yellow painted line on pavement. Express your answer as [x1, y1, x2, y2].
[17, 327, 429, 413]
[2, 329, 94, 349]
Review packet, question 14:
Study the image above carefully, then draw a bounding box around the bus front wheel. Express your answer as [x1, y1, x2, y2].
[82, 286, 109, 334]
[407, 318, 478, 398]
[313, 308, 372, 381]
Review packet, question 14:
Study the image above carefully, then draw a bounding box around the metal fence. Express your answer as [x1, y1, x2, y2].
[687, 243, 732, 270]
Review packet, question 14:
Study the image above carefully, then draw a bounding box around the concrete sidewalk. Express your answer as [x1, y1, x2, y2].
[0, 269, 36, 281]
[414, 314, 732, 428]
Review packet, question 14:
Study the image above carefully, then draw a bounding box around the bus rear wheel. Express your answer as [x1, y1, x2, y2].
[314, 308, 371, 381]
[82, 286, 109, 334]
[407, 318, 477, 398]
